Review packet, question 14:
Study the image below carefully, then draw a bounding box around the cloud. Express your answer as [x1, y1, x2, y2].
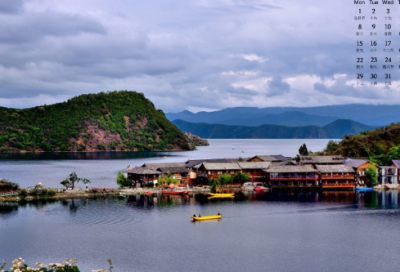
[0, 0, 399, 113]
[0, 0, 24, 14]
[0, 10, 106, 44]
[267, 76, 290, 96]
[239, 54, 268, 63]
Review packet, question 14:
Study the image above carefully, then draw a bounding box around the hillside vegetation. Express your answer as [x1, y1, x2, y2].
[323, 122, 400, 165]
[172, 119, 374, 139]
[0, 91, 195, 152]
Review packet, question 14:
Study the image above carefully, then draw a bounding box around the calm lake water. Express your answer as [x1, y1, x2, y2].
[1, 191, 400, 272]
[4, 139, 398, 272]
[0, 139, 333, 188]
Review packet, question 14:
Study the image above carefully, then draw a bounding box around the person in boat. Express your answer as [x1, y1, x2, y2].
[198, 214, 201, 217]
[217, 212, 220, 215]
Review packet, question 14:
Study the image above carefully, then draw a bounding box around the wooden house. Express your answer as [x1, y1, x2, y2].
[124, 167, 161, 186]
[265, 165, 319, 189]
[142, 162, 191, 186]
[391, 160, 400, 184]
[197, 162, 242, 181]
[344, 158, 376, 186]
[316, 165, 356, 190]
[237, 162, 271, 184]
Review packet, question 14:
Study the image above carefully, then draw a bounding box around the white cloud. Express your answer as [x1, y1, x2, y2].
[240, 54, 268, 63]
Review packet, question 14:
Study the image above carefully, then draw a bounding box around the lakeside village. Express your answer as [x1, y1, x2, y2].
[1, 154, 400, 202]
[123, 154, 400, 191]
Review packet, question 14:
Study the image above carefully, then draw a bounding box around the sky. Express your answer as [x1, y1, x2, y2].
[0, 0, 399, 113]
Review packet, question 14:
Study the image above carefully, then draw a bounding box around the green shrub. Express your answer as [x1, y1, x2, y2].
[116, 172, 128, 188]
[46, 190, 57, 196]
[19, 189, 28, 197]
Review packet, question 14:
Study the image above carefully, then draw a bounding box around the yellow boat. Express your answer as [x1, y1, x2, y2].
[208, 193, 234, 198]
[190, 214, 222, 221]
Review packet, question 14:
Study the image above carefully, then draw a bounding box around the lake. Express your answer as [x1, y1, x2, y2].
[1, 191, 399, 272]
[1, 139, 400, 272]
[0, 139, 334, 188]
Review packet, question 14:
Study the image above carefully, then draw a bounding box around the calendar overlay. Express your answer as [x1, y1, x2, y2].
[355, 0, 398, 86]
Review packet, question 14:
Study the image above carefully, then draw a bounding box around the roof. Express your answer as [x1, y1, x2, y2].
[344, 158, 369, 168]
[185, 158, 235, 168]
[379, 166, 397, 169]
[157, 167, 190, 174]
[124, 167, 162, 175]
[247, 155, 281, 162]
[392, 160, 400, 168]
[316, 165, 355, 173]
[200, 162, 241, 171]
[300, 156, 344, 164]
[237, 162, 271, 169]
[270, 155, 291, 161]
[142, 162, 186, 170]
[271, 160, 297, 166]
[266, 165, 316, 173]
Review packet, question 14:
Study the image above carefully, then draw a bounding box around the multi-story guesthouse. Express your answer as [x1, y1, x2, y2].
[316, 165, 356, 190]
[265, 165, 319, 189]
[344, 158, 376, 186]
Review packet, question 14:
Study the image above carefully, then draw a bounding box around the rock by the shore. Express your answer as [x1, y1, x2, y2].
[184, 132, 209, 146]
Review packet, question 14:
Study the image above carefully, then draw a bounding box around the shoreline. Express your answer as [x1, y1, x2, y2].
[0, 187, 212, 203]
[0, 148, 195, 154]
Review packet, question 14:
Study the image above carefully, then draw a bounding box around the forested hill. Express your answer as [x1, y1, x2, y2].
[323, 122, 400, 165]
[0, 91, 195, 152]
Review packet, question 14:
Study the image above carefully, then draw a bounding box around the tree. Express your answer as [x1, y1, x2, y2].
[61, 172, 90, 189]
[299, 143, 309, 156]
[233, 172, 250, 184]
[116, 171, 128, 188]
[217, 174, 232, 189]
[387, 145, 400, 160]
[209, 178, 218, 193]
[166, 172, 173, 185]
[238, 157, 244, 162]
[325, 140, 339, 154]
[365, 165, 378, 188]
[158, 177, 165, 187]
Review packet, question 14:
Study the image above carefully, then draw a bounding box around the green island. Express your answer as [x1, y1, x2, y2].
[0, 91, 207, 153]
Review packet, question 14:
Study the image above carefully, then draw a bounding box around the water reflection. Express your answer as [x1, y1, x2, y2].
[0, 202, 19, 219]
[1, 191, 399, 218]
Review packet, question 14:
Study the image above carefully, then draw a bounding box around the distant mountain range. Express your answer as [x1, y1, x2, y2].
[166, 105, 400, 127]
[172, 119, 375, 139]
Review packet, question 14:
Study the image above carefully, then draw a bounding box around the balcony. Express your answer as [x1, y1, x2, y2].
[321, 174, 355, 180]
[270, 174, 316, 179]
[322, 182, 355, 187]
